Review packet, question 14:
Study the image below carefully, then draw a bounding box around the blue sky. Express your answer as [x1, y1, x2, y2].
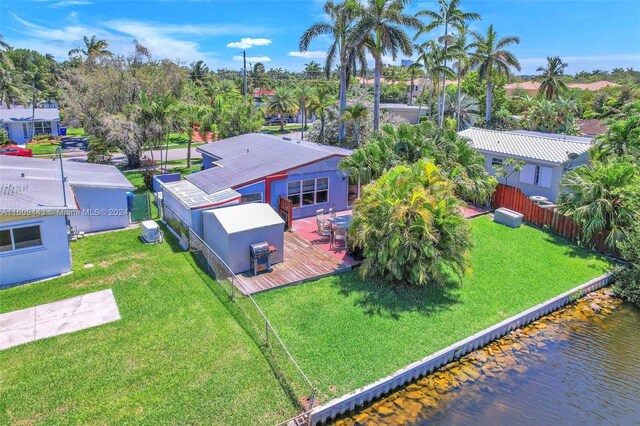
[1, 0, 639, 74]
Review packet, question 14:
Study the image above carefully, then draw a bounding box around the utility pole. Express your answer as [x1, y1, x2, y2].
[31, 81, 36, 142]
[243, 50, 248, 96]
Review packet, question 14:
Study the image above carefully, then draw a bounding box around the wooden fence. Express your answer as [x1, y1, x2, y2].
[492, 184, 613, 255]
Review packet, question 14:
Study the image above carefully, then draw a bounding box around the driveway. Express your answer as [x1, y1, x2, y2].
[61, 136, 88, 154]
[0, 289, 120, 350]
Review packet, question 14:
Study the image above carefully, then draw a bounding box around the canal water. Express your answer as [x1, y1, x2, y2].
[334, 290, 640, 425]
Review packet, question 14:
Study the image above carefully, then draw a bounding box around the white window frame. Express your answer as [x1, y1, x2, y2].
[240, 192, 263, 204]
[0, 225, 43, 253]
[34, 121, 53, 135]
[287, 177, 329, 208]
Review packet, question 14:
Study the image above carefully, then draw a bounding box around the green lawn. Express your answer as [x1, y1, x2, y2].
[253, 216, 612, 398]
[27, 141, 60, 155]
[261, 124, 307, 135]
[65, 127, 85, 136]
[0, 228, 298, 425]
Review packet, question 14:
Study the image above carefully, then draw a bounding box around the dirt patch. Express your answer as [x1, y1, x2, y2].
[98, 252, 148, 268]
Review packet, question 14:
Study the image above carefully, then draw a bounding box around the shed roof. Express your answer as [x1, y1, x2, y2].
[162, 180, 240, 209]
[0, 156, 134, 190]
[0, 109, 60, 122]
[458, 128, 592, 165]
[0, 168, 77, 214]
[205, 203, 284, 234]
[190, 133, 350, 194]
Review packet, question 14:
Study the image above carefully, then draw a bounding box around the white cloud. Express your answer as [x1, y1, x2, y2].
[288, 51, 325, 59]
[233, 55, 271, 62]
[227, 38, 272, 49]
[49, 1, 93, 7]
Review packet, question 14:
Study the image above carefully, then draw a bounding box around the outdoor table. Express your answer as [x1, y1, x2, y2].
[529, 195, 548, 203]
[328, 215, 352, 229]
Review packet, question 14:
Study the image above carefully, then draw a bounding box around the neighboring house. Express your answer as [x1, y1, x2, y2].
[577, 119, 607, 137]
[459, 128, 592, 202]
[0, 108, 61, 145]
[380, 103, 426, 124]
[0, 164, 78, 287]
[160, 133, 353, 238]
[1, 156, 134, 234]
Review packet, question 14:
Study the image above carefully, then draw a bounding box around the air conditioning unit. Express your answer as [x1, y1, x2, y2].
[141, 220, 160, 243]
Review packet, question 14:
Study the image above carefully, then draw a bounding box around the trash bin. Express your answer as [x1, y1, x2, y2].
[59, 127, 67, 136]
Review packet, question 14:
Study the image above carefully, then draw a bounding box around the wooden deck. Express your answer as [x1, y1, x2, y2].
[234, 232, 352, 295]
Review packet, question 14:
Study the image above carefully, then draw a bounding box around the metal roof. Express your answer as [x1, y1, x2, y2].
[0, 169, 78, 214]
[190, 133, 350, 194]
[0, 157, 134, 190]
[458, 128, 592, 165]
[0, 109, 60, 122]
[204, 203, 284, 234]
[511, 130, 593, 144]
[162, 180, 240, 209]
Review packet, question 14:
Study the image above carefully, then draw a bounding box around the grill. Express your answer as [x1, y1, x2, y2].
[250, 242, 275, 275]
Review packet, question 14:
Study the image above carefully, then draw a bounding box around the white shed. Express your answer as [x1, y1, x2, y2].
[202, 204, 285, 274]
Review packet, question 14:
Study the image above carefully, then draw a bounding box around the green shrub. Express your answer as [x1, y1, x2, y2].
[0, 128, 11, 146]
[613, 224, 640, 307]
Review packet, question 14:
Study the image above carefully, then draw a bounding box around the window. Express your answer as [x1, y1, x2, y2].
[287, 177, 329, 208]
[241, 192, 262, 204]
[0, 225, 42, 252]
[491, 158, 503, 167]
[519, 164, 553, 188]
[34, 121, 53, 135]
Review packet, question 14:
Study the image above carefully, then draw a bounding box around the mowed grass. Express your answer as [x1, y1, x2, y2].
[27, 141, 60, 155]
[0, 228, 298, 425]
[253, 216, 612, 397]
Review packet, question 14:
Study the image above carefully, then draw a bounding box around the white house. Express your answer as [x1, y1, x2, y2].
[459, 128, 592, 202]
[380, 103, 427, 124]
[0, 108, 61, 145]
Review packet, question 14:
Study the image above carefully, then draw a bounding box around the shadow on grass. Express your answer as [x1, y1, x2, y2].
[332, 271, 462, 321]
[538, 226, 612, 267]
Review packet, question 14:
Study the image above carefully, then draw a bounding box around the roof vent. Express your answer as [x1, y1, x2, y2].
[246, 148, 249, 153]
[567, 152, 579, 160]
[21, 173, 25, 178]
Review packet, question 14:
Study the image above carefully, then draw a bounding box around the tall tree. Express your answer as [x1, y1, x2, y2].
[341, 103, 368, 145]
[265, 87, 299, 131]
[411, 41, 455, 121]
[537, 56, 568, 100]
[416, 0, 480, 128]
[190, 60, 209, 86]
[591, 115, 640, 162]
[304, 61, 323, 78]
[469, 24, 521, 124]
[300, 0, 362, 142]
[351, 0, 421, 131]
[178, 103, 211, 168]
[452, 23, 473, 130]
[308, 87, 337, 144]
[68, 35, 112, 64]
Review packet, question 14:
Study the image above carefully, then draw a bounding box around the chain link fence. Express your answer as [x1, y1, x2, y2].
[189, 229, 317, 420]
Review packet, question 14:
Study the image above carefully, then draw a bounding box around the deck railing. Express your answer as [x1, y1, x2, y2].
[188, 229, 317, 419]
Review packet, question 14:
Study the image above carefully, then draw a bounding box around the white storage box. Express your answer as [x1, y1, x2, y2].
[141, 220, 160, 243]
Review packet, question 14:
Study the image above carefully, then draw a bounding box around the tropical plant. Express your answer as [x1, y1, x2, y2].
[520, 96, 579, 134]
[492, 157, 525, 186]
[350, 159, 472, 286]
[537, 56, 568, 100]
[557, 159, 639, 249]
[469, 24, 521, 124]
[177, 102, 211, 168]
[613, 222, 640, 307]
[444, 91, 479, 129]
[265, 87, 299, 130]
[0, 72, 24, 108]
[304, 61, 323, 78]
[68, 35, 112, 63]
[300, 0, 365, 141]
[190, 60, 209, 86]
[308, 87, 337, 144]
[417, 0, 480, 128]
[341, 103, 368, 145]
[590, 115, 640, 162]
[216, 96, 264, 138]
[451, 23, 473, 130]
[351, 0, 421, 131]
[411, 41, 455, 121]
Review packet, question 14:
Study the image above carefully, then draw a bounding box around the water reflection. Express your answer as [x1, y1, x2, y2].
[334, 290, 640, 425]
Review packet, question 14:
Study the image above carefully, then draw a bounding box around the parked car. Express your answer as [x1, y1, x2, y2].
[0, 145, 33, 157]
[265, 117, 291, 126]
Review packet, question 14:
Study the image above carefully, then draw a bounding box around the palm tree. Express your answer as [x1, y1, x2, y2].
[444, 91, 479, 129]
[304, 61, 323, 78]
[411, 41, 455, 121]
[190, 60, 209, 86]
[68, 35, 112, 63]
[265, 87, 299, 131]
[0, 35, 13, 77]
[469, 24, 521, 124]
[557, 159, 639, 249]
[406, 62, 424, 106]
[250, 62, 271, 91]
[341, 103, 368, 145]
[0, 72, 24, 108]
[297, 84, 314, 140]
[537, 56, 568, 100]
[351, 0, 421, 131]
[452, 23, 473, 130]
[350, 159, 472, 286]
[416, 0, 480, 128]
[178, 103, 211, 168]
[591, 115, 640, 162]
[300, 1, 361, 141]
[308, 88, 337, 144]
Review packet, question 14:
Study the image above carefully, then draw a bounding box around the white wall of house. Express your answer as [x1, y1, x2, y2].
[3, 120, 60, 145]
[69, 186, 130, 233]
[483, 152, 589, 202]
[0, 215, 72, 288]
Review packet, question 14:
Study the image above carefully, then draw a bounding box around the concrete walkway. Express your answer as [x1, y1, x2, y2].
[0, 289, 120, 350]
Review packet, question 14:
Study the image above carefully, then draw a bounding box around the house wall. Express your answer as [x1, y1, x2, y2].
[162, 188, 194, 238]
[4, 120, 60, 145]
[235, 181, 266, 202]
[482, 153, 587, 202]
[202, 210, 284, 274]
[201, 153, 217, 169]
[0, 215, 72, 287]
[69, 186, 130, 233]
[269, 157, 350, 219]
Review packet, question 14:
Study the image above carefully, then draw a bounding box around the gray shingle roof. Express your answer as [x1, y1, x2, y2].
[190, 133, 350, 194]
[0, 157, 134, 190]
[0, 108, 60, 122]
[458, 128, 592, 165]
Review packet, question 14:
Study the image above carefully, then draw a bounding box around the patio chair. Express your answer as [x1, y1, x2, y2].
[317, 217, 331, 239]
[331, 226, 348, 250]
[316, 208, 325, 218]
[328, 207, 336, 219]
